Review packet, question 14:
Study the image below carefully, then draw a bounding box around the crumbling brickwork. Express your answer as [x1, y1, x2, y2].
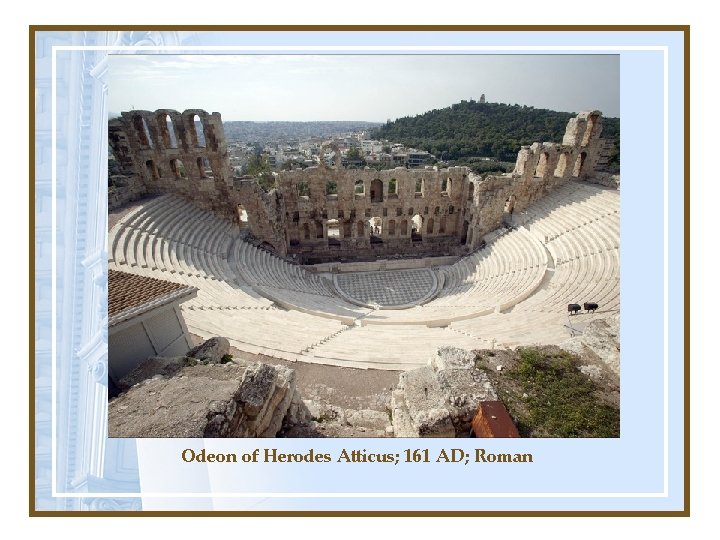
[109, 109, 610, 262]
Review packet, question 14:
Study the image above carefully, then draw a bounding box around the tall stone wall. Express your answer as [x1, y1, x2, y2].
[108, 108, 613, 262]
[275, 166, 470, 262]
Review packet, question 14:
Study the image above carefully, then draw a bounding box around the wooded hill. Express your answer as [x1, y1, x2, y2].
[372, 101, 620, 172]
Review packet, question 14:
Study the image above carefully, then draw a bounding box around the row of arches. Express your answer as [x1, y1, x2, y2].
[131, 112, 210, 152]
[302, 177, 463, 203]
[144, 157, 213, 180]
[530, 151, 587, 179]
[297, 213, 456, 242]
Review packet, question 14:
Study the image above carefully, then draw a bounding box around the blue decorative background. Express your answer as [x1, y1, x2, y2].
[33, 29, 686, 513]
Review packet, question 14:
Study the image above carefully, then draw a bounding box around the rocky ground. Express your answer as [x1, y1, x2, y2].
[194, 336, 401, 438]
[188, 331, 620, 438]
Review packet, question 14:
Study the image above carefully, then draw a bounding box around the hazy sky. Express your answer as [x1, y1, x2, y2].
[109, 54, 619, 121]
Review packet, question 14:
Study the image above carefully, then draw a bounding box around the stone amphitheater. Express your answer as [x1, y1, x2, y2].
[109, 180, 619, 370]
[107, 108, 619, 437]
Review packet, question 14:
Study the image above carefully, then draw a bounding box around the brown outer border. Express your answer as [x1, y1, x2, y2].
[28, 24, 690, 517]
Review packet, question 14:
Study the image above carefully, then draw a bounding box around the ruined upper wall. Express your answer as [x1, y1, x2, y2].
[108, 109, 614, 261]
[109, 108, 230, 187]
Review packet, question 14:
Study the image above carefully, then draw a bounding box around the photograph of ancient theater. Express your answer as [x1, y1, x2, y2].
[106, 55, 620, 438]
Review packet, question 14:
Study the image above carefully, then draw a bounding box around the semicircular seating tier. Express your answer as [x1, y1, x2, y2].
[108, 181, 619, 370]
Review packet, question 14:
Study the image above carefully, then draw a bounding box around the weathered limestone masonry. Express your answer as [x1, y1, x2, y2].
[109, 109, 609, 262]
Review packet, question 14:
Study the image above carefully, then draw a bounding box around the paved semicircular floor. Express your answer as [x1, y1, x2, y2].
[333, 268, 438, 308]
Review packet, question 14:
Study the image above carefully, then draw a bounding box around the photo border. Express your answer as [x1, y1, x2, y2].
[29, 24, 690, 517]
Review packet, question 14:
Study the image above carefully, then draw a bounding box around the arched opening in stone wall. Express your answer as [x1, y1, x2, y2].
[354, 179, 365, 196]
[439, 216, 446, 234]
[534, 152, 549, 178]
[298, 181, 309, 198]
[388, 219, 396, 236]
[327, 219, 340, 245]
[415, 178, 423, 197]
[170, 159, 186, 179]
[504, 195, 516, 214]
[133, 115, 153, 148]
[441, 177, 451, 195]
[400, 220, 408, 236]
[303, 223, 310, 240]
[554, 152, 569, 177]
[369, 217, 383, 243]
[371, 179, 384, 203]
[446, 177, 452, 196]
[237, 204, 249, 228]
[581, 113, 600, 147]
[449, 205, 455, 214]
[193, 114, 206, 148]
[573, 152, 587, 177]
[145, 159, 159, 180]
[434, 206, 440, 215]
[467, 183, 474, 202]
[158, 114, 178, 149]
[326, 181, 338, 196]
[357, 220, 365, 238]
[461, 220, 469, 244]
[327, 219, 340, 238]
[343, 220, 352, 238]
[203, 158, 214, 178]
[426, 217, 435, 235]
[388, 178, 398, 198]
[315, 220, 324, 239]
[411, 214, 423, 242]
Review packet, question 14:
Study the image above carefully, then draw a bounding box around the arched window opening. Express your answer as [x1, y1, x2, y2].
[326, 181, 338, 196]
[388, 220, 396, 236]
[170, 159, 185, 179]
[467, 183, 474, 202]
[354, 179, 365, 195]
[133, 115, 153, 148]
[439, 216, 446, 234]
[315, 220, 324, 239]
[298, 181, 309, 198]
[302, 223, 310, 240]
[411, 214, 423, 242]
[400, 220, 408, 236]
[370, 178, 384, 203]
[158, 114, 178, 149]
[356, 220, 365, 237]
[369, 217, 383, 243]
[427, 217, 435, 235]
[237, 204, 249, 228]
[193, 114, 206, 148]
[145, 159, 158, 180]
[327, 219, 340, 238]
[388, 178, 398, 197]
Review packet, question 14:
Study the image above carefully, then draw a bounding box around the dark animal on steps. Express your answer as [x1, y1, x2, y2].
[568, 303, 581, 315]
